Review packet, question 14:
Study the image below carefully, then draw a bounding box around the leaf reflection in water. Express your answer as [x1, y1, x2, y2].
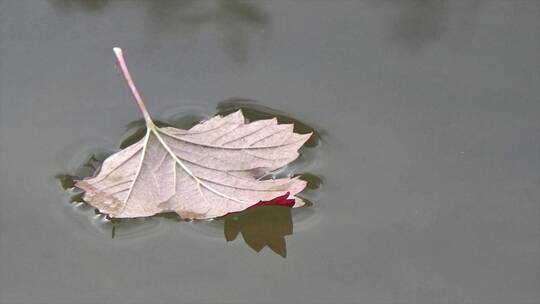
[223, 205, 293, 258]
[59, 169, 302, 256]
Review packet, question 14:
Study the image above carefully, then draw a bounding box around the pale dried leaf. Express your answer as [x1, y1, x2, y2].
[75, 47, 311, 220]
[75, 110, 311, 219]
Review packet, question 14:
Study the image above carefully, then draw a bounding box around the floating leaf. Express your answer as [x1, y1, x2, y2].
[217, 98, 323, 147]
[75, 48, 311, 219]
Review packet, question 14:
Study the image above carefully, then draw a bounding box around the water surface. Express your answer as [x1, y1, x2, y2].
[0, 1, 539, 303]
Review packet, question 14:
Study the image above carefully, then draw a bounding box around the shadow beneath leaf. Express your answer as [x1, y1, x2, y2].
[223, 206, 293, 258]
[57, 107, 320, 257]
[58, 169, 302, 256]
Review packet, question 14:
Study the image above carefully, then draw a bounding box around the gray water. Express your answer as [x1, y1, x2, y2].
[1, 1, 539, 303]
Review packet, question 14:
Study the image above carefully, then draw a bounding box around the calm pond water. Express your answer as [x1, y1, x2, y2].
[1, 1, 539, 303]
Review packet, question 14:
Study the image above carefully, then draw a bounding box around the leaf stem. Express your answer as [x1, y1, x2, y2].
[113, 47, 153, 126]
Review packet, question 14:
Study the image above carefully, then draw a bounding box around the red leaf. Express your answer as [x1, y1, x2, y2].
[248, 192, 295, 209]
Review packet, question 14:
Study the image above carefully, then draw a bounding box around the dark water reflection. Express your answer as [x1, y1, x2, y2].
[386, 0, 484, 47]
[56, 106, 320, 257]
[49, 0, 269, 61]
